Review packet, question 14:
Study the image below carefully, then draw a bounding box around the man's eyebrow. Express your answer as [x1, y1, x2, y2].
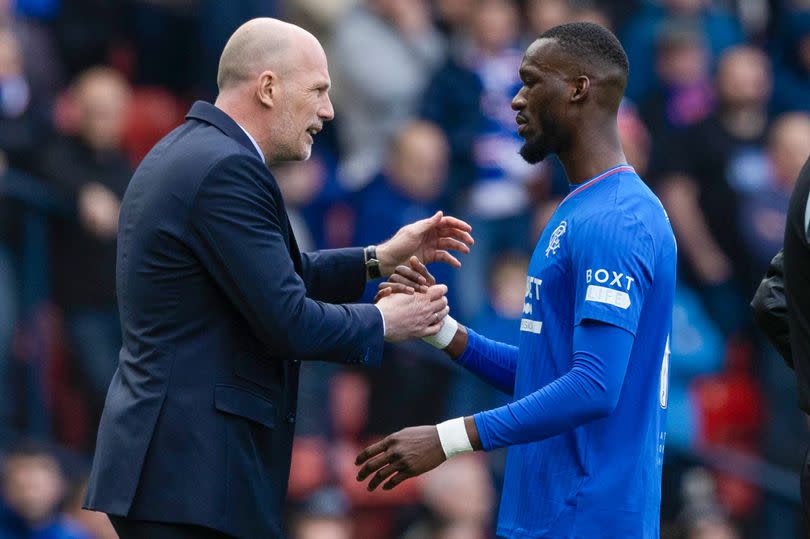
[519, 66, 539, 80]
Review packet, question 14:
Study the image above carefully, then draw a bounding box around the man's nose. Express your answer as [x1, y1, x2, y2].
[512, 88, 527, 111]
[320, 95, 335, 121]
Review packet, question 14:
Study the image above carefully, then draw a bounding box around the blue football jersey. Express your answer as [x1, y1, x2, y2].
[496, 165, 677, 538]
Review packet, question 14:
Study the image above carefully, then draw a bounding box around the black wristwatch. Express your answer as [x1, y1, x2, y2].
[364, 245, 382, 279]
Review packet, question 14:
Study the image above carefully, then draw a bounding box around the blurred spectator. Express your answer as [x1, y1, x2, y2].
[329, 0, 445, 189]
[353, 120, 452, 302]
[329, 0, 444, 189]
[400, 454, 493, 539]
[433, 0, 475, 47]
[639, 21, 714, 166]
[0, 0, 63, 104]
[738, 112, 810, 286]
[196, 0, 280, 97]
[36, 67, 132, 422]
[0, 27, 43, 441]
[656, 46, 772, 334]
[618, 99, 653, 177]
[525, 0, 572, 36]
[125, 1, 198, 95]
[422, 0, 536, 319]
[0, 28, 50, 173]
[125, 1, 280, 98]
[285, 0, 357, 37]
[289, 487, 352, 539]
[567, 1, 612, 29]
[51, 0, 121, 80]
[621, 0, 744, 103]
[770, 9, 810, 115]
[677, 467, 740, 539]
[0, 442, 92, 538]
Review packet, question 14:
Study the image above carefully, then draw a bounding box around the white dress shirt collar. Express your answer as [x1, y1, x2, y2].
[236, 123, 265, 164]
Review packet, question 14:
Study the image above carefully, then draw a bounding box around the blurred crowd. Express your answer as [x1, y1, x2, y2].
[0, 0, 809, 538]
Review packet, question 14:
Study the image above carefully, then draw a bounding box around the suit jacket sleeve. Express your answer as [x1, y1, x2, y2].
[300, 248, 368, 303]
[188, 155, 383, 366]
[751, 249, 793, 368]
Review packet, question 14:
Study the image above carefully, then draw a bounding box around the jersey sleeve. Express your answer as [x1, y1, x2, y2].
[569, 211, 655, 335]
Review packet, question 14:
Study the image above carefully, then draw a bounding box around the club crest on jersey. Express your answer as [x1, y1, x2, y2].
[545, 220, 567, 257]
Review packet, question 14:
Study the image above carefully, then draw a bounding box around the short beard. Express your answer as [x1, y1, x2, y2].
[268, 104, 308, 163]
[519, 133, 550, 164]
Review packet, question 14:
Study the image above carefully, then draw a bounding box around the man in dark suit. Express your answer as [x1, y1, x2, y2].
[83, 18, 473, 539]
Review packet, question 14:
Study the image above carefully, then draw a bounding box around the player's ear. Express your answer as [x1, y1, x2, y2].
[571, 76, 590, 103]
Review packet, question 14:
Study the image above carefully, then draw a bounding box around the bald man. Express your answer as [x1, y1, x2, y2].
[83, 18, 472, 539]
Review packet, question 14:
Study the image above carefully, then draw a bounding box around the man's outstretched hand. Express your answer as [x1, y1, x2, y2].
[355, 426, 446, 492]
[375, 211, 473, 276]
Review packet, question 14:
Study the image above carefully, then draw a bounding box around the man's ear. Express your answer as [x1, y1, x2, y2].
[571, 75, 590, 103]
[256, 70, 276, 108]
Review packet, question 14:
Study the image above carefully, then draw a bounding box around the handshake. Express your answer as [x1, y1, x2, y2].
[367, 210, 471, 345]
[374, 256, 455, 345]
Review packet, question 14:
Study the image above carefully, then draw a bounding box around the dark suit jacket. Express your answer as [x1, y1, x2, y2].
[84, 101, 384, 538]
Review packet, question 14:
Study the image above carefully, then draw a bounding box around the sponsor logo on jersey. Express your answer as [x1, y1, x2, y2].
[585, 285, 631, 309]
[520, 319, 543, 334]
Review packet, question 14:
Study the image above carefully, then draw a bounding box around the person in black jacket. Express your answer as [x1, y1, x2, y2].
[751, 155, 810, 526]
[37, 67, 132, 415]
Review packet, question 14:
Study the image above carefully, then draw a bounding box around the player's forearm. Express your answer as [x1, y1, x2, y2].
[453, 326, 518, 394]
[473, 322, 634, 450]
[443, 321, 468, 358]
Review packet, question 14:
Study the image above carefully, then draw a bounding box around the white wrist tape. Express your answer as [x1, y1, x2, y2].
[436, 417, 473, 459]
[422, 315, 458, 349]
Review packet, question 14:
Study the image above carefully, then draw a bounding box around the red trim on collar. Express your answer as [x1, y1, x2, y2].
[560, 165, 635, 207]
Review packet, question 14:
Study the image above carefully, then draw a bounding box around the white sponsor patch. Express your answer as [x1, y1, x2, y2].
[585, 285, 631, 309]
[520, 319, 543, 334]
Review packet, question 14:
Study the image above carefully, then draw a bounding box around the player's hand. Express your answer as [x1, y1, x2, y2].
[375, 284, 448, 341]
[355, 425, 446, 491]
[374, 256, 436, 302]
[375, 211, 473, 276]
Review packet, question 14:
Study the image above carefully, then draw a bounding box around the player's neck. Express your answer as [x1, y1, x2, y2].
[559, 129, 627, 186]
